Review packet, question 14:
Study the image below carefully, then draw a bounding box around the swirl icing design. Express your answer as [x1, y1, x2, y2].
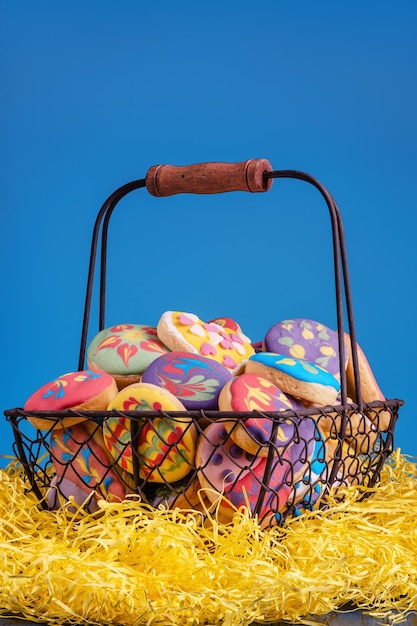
[103, 383, 196, 481]
[141, 351, 233, 410]
[87, 324, 169, 375]
[264, 319, 347, 379]
[157, 311, 254, 374]
[248, 353, 341, 391]
[49, 422, 127, 503]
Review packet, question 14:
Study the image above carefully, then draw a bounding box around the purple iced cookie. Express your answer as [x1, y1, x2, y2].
[47, 476, 100, 513]
[141, 351, 233, 410]
[263, 318, 347, 379]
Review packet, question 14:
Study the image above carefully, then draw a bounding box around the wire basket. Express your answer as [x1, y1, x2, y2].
[5, 160, 403, 529]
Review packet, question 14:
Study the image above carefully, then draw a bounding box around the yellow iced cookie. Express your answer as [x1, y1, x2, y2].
[157, 311, 254, 375]
[103, 382, 197, 482]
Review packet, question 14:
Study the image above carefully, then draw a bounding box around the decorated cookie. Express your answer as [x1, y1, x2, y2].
[344, 333, 390, 432]
[263, 318, 348, 380]
[47, 420, 131, 511]
[196, 421, 293, 521]
[24, 369, 118, 430]
[279, 416, 326, 484]
[157, 311, 254, 375]
[103, 382, 197, 483]
[218, 372, 304, 455]
[207, 317, 241, 331]
[245, 352, 340, 406]
[208, 316, 266, 356]
[47, 476, 101, 513]
[141, 351, 233, 410]
[293, 435, 327, 503]
[321, 435, 379, 488]
[87, 323, 170, 389]
[312, 404, 378, 455]
[267, 435, 327, 526]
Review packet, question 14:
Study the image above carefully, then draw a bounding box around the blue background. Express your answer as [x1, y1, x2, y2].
[1, 1, 416, 466]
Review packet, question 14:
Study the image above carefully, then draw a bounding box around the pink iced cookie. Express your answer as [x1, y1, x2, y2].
[208, 317, 263, 355]
[48, 420, 131, 510]
[264, 435, 328, 527]
[218, 372, 304, 456]
[157, 311, 254, 375]
[24, 369, 118, 430]
[195, 421, 293, 522]
[207, 317, 241, 332]
[47, 477, 100, 513]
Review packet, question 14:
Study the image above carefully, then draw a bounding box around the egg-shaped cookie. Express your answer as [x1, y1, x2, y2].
[47, 419, 131, 511]
[103, 382, 197, 483]
[218, 372, 304, 456]
[87, 323, 170, 389]
[157, 311, 254, 375]
[141, 351, 233, 410]
[24, 369, 118, 430]
[245, 352, 340, 406]
[195, 421, 293, 521]
[263, 318, 348, 380]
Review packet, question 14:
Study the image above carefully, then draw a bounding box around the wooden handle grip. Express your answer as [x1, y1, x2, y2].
[146, 159, 273, 197]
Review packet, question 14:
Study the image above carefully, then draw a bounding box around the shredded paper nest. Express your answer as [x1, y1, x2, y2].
[1, 449, 417, 626]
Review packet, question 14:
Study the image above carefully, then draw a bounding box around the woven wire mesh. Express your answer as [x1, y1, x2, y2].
[6, 399, 401, 528]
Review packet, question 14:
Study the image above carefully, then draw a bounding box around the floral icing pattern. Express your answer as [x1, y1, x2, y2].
[87, 324, 170, 375]
[263, 318, 347, 379]
[157, 311, 255, 375]
[41, 370, 102, 401]
[24, 369, 111, 411]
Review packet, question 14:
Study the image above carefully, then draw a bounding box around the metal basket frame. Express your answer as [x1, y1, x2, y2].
[4, 161, 404, 526]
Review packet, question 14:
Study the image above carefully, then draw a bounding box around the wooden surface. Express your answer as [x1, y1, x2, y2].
[145, 159, 273, 196]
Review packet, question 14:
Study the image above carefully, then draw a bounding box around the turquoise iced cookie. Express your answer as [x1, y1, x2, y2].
[245, 352, 340, 406]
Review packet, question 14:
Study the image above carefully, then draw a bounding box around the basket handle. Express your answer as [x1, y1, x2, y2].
[76, 161, 373, 488]
[146, 159, 273, 196]
[78, 163, 364, 419]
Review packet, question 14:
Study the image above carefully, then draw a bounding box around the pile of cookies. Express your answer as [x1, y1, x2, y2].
[23, 313, 389, 526]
